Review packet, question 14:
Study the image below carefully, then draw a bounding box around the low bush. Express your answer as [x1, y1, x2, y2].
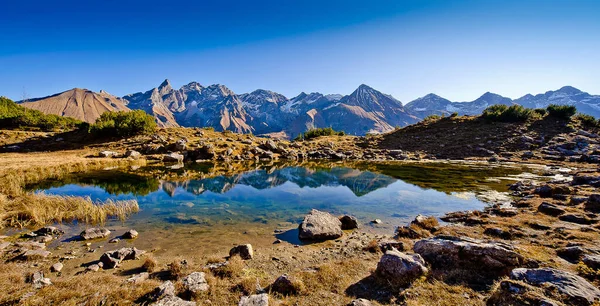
[546, 104, 577, 119]
[533, 108, 547, 116]
[89, 110, 157, 137]
[481, 104, 535, 122]
[294, 127, 345, 141]
[574, 113, 599, 128]
[424, 114, 442, 121]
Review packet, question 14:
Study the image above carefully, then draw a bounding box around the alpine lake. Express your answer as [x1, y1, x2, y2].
[13, 160, 556, 258]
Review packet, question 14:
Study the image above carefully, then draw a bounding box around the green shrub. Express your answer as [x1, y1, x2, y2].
[424, 114, 442, 121]
[574, 113, 599, 128]
[89, 110, 157, 137]
[450, 112, 458, 118]
[546, 104, 577, 119]
[533, 108, 547, 116]
[294, 127, 345, 141]
[481, 104, 535, 122]
[0, 96, 85, 131]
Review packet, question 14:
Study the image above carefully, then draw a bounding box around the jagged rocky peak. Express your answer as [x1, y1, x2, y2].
[243, 89, 287, 104]
[181, 81, 203, 92]
[158, 79, 173, 95]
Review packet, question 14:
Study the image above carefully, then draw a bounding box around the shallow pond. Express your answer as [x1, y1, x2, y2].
[16, 160, 544, 253]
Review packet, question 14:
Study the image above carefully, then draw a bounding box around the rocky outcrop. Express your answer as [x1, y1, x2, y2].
[413, 236, 523, 276]
[510, 268, 600, 306]
[376, 249, 428, 286]
[298, 209, 343, 240]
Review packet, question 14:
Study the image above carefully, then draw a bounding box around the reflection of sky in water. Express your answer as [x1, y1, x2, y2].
[39, 167, 486, 226]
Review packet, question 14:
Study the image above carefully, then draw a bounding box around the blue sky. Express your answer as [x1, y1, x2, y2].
[1, 0, 599, 102]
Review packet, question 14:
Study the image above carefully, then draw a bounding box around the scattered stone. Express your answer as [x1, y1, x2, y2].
[22, 249, 51, 260]
[378, 240, 405, 252]
[153, 295, 195, 306]
[151, 281, 176, 301]
[583, 255, 600, 270]
[50, 262, 63, 272]
[34, 226, 64, 236]
[109, 238, 120, 243]
[238, 293, 269, 306]
[559, 213, 597, 225]
[270, 274, 301, 295]
[298, 209, 343, 240]
[537, 202, 566, 216]
[123, 229, 139, 239]
[229, 244, 253, 260]
[86, 264, 100, 272]
[80, 228, 111, 240]
[30, 271, 51, 289]
[127, 272, 149, 284]
[511, 268, 600, 305]
[33, 235, 53, 243]
[371, 219, 382, 224]
[125, 150, 142, 159]
[100, 247, 146, 269]
[339, 215, 359, 230]
[375, 249, 428, 286]
[163, 152, 184, 163]
[347, 299, 373, 306]
[413, 236, 523, 275]
[99, 150, 118, 158]
[182, 272, 209, 294]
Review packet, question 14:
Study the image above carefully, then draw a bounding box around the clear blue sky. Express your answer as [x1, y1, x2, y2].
[1, 0, 599, 102]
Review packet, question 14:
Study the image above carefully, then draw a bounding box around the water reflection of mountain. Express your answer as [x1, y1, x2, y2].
[162, 167, 397, 197]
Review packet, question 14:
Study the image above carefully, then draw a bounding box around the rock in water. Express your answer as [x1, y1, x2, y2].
[339, 215, 359, 230]
[80, 228, 111, 240]
[239, 293, 269, 306]
[163, 152, 184, 163]
[229, 244, 254, 260]
[182, 272, 209, 294]
[510, 268, 600, 305]
[413, 236, 523, 275]
[375, 249, 428, 286]
[123, 229, 139, 239]
[298, 209, 343, 240]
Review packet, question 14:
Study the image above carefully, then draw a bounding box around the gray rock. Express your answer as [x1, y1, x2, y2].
[15, 241, 46, 250]
[298, 209, 343, 240]
[80, 228, 111, 240]
[347, 299, 373, 306]
[229, 244, 253, 260]
[30, 271, 51, 289]
[583, 255, 600, 270]
[239, 293, 269, 306]
[559, 214, 597, 225]
[375, 249, 428, 286]
[537, 202, 566, 216]
[413, 236, 523, 274]
[127, 272, 149, 284]
[151, 281, 176, 301]
[33, 235, 53, 243]
[86, 264, 100, 272]
[270, 274, 299, 295]
[100, 247, 146, 269]
[511, 268, 600, 305]
[125, 150, 142, 159]
[487, 279, 563, 306]
[182, 272, 209, 294]
[123, 229, 139, 239]
[22, 249, 51, 259]
[99, 150, 118, 158]
[34, 226, 64, 236]
[163, 152, 184, 163]
[50, 262, 63, 272]
[339, 215, 359, 230]
[153, 295, 195, 306]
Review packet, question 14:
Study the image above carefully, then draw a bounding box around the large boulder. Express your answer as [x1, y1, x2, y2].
[239, 293, 269, 306]
[510, 268, 600, 306]
[298, 209, 343, 240]
[413, 236, 523, 275]
[376, 249, 428, 286]
[100, 247, 146, 269]
[80, 228, 111, 240]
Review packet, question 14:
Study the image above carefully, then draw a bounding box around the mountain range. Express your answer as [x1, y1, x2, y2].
[17, 82, 600, 138]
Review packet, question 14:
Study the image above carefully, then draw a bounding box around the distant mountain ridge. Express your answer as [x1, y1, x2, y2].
[17, 82, 600, 137]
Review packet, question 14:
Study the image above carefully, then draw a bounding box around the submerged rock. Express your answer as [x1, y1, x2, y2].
[80, 228, 111, 240]
[510, 268, 600, 305]
[376, 249, 428, 286]
[298, 209, 343, 240]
